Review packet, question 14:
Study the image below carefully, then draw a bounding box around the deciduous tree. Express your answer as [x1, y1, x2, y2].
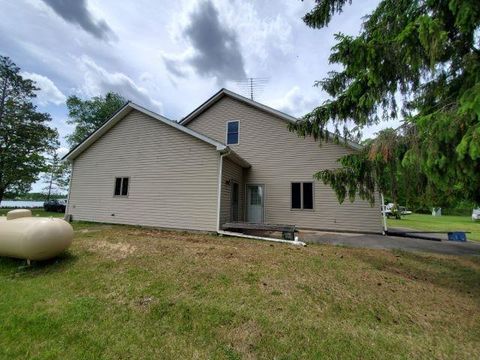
[42, 152, 70, 200]
[66, 92, 126, 147]
[0, 56, 58, 204]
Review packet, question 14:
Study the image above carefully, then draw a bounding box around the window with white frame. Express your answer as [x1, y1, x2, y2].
[226, 121, 239, 145]
[114, 177, 129, 196]
[291, 182, 313, 210]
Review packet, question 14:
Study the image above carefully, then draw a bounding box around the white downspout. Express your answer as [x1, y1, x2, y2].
[216, 151, 228, 232]
[381, 193, 387, 234]
[64, 160, 74, 222]
[218, 230, 306, 246]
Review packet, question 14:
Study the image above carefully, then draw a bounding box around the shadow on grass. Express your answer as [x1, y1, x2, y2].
[0, 251, 78, 277]
[353, 249, 480, 299]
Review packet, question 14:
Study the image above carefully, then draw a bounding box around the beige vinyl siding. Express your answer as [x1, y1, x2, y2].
[187, 96, 382, 233]
[220, 158, 245, 225]
[67, 109, 219, 231]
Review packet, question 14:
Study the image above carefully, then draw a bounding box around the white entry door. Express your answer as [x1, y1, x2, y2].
[246, 185, 264, 223]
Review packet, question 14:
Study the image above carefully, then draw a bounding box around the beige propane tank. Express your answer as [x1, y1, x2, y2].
[0, 209, 74, 261]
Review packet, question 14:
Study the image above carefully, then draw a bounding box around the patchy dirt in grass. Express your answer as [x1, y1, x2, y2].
[222, 320, 262, 359]
[75, 225, 113, 233]
[134, 296, 157, 310]
[88, 240, 136, 260]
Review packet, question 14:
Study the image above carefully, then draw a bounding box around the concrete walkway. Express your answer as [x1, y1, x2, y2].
[299, 230, 480, 256]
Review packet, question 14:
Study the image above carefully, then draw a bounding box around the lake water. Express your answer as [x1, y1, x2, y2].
[0, 200, 44, 208]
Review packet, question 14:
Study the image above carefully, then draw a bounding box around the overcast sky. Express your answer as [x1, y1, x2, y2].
[1, 0, 394, 193]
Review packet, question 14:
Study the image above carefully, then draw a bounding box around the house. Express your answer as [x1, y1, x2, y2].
[63, 89, 382, 234]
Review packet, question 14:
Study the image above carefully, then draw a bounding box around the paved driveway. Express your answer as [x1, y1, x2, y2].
[299, 230, 480, 256]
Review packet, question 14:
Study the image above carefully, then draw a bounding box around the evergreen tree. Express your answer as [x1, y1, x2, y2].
[290, 0, 480, 205]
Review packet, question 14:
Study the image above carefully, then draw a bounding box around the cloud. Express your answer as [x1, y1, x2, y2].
[21, 71, 66, 106]
[78, 56, 163, 113]
[163, 0, 295, 86]
[164, 0, 246, 84]
[268, 86, 318, 117]
[213, 1, 293, 63]
[56, 146, 69, 157]
[162, 55, 188, 78]
[41, 0, 115, 41]
[185, 1, 246, 82]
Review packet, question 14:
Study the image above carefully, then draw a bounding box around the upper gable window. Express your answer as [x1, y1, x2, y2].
[226, 121, 239, 145]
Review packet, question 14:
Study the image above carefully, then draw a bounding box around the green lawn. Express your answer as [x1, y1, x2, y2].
[0, 208, 64, 218]
[0, 222, 479, 359]
[388, 213, 480, 242]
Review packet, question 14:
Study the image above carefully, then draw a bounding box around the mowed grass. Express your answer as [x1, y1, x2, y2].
[0, 208, 64, 218]
[0, 224, 479, 359]
[388, 213, 480, 242]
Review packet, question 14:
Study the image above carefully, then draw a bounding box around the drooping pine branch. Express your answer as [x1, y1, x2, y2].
[302, 0, 352, 29]
[292, 0, 480, 205]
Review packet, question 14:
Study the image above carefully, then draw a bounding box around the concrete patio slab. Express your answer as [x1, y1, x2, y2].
[299, 230, 480, 256]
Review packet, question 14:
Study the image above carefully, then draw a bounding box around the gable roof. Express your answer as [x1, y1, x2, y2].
[62, 101, 227, 161]
[180, 88, 362, 151]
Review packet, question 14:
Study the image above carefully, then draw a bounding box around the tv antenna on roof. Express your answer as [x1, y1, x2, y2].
[233, 77, 269, 101]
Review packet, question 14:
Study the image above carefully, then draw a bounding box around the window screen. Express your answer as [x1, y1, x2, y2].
[291, 183, 301, 209]
[121, 178, 129, 196]
[227, 121, 239, 145]
[303, 182, 313, 209]
[114, 177, 129, 196]
[114, 178, 122, 196]
[291, 182, 313, 210]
